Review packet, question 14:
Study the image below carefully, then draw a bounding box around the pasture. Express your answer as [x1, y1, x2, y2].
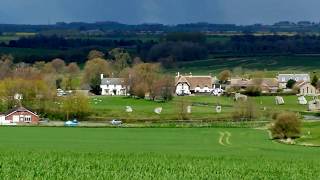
[0, 127, 319, 179]
[89, 95, 312, 121]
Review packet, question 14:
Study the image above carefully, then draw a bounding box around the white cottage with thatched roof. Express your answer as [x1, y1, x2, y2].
[100, 74, 127, 96]
[175, 73, 213, 95]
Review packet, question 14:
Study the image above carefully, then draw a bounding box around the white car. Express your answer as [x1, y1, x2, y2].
[110, 119, 122, 125]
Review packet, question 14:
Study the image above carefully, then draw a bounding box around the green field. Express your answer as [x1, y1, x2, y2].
[89, 95, 313, 121]
[169, 55, 320, 76]
[0, 126, 319, 179]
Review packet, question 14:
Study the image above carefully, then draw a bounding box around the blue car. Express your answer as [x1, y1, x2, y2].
[64, 119, 79, 126]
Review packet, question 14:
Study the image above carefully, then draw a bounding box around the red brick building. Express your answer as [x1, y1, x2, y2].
[4, 107, 39, 124]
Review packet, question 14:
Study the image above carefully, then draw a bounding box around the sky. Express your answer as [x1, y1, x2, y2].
[0, 0, 319, 25]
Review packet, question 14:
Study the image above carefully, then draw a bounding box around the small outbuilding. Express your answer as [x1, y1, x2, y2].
[0, 106, 39, 125]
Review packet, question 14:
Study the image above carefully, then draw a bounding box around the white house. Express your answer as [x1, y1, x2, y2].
[175, 73, 213, 95]
[277, 74, 310, 89]
[100, 74, 127, 96]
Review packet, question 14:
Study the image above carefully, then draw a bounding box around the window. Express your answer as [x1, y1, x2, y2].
[24, 116, 32, 123]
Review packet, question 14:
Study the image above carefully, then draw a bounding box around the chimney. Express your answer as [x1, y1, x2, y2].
[177, 72, 180, 77]
[100, 74, 104, 80]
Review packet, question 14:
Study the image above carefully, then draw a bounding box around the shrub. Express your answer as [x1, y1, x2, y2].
[270, 112, 301, 139]
[244, 86, 262, 96]
[176, 98, 191, 120]
[232, 99, 258, 121]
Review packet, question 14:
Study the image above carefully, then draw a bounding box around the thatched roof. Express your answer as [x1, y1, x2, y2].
[176, 75, 213, 90]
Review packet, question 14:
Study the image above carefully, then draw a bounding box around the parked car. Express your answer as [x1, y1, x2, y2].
[65, 119, 79, 126]
[110, 119, 122, 126]
[39, 118, 50, 124]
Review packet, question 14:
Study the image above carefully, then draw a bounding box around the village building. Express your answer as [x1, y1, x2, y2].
[228, 78, 279, 93]
[277, 74, 310, 89]
[295, 81, 317, 96]
[0, 106, 39, 125]
[175, 73, 214, 95]
[100, 74, 127, 96]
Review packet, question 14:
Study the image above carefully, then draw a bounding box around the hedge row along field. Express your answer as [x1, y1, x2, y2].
[0, 152, 319, 179]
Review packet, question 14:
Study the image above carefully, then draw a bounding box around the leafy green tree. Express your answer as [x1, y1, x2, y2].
[62, 93, 90, 120]
[286, 79, 296, 89]
[311, 75, 318, 87]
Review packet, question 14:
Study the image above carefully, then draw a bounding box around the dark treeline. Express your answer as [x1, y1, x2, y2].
[208, 35, 320, 54]
[3, 35, 142, 49]
[3, 33, 320, 65]
[2, 21, 320, 33]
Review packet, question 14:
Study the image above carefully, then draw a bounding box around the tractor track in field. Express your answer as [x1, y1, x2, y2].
[218, 131, 232, 146]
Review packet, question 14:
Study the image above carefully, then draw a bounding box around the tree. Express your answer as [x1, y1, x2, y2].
[270, 112, 301, 139]
[159, 75, 174, 101]
[245, 86, 262, 96]
[286, 79, 296, 89]
[130, 63, 161, 99]
[176, 97, 191, 120]
[88, 50, 105, 60]
[42, 62, 56, 74]
[66, 62, 80, 75]
[232, 99, 258, 121]
[82, 58, 111, 95]
[232, 66, 244, 78]
[33, 61, 46, 71]
[64, 62, 81, 90]
[0, 55, 13, 79]
[132, 57, 143, 65]
[311, 75, 318, 87]
[0, 78, 53, 112]
[109, 48, 132, 74]
[61, 93, 90, 120]
[51, 58, 66, 73]
[218, 70, 231, 83]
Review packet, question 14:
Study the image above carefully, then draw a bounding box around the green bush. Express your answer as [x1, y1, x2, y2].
[244, 86, 262, 96]
[270, 112, 301, 139]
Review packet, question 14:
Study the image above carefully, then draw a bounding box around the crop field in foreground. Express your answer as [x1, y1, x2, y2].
[0, 127, 319, 179]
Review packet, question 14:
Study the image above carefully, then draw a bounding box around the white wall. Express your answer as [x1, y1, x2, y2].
[300, 84, 316, 96]
[194, 86, 212, 93]
[101, 84, 126, 96]
[176, 83, 191, 95]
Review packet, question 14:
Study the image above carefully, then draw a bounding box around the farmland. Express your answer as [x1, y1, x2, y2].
[0, 127, 319, 179]
[89, 95, 313, 121]
[169, 55, 320, 76]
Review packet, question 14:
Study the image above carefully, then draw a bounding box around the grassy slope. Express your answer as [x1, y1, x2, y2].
[298, 121, 320, 146]
[0, 127, 319, 179]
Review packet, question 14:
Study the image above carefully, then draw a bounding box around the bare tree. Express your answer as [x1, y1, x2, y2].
[88, 50, 105, 60]
[176, 97, 191, 120]
[51, 58, 66, 73]
[82, 58, 111, 95]
[218, 70, 232, 83]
